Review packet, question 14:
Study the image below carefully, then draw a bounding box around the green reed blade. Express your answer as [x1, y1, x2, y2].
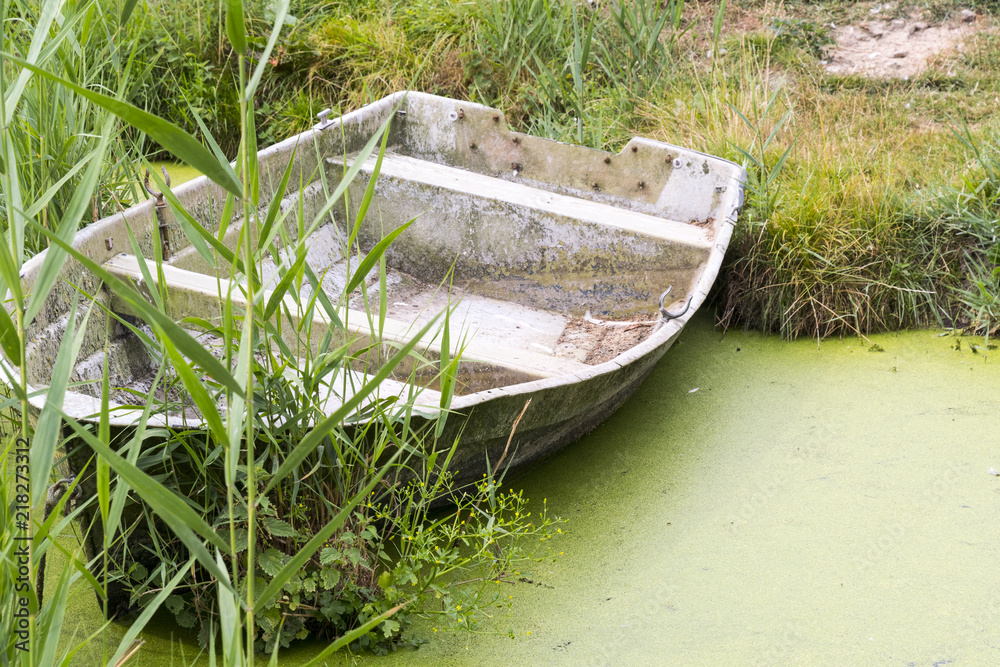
[255, 447, 401, 609]
[226, 0, 247, 56]
[261, 312, 440, 497]
[245, 0, 289, 101]
[35, 548, 74, 667]
[106, 557, 196, 667]
[1, 0, 62, 119]
[345, 217, 416, 295]
[23, 116, 111, 327]
[60, 415, 234, 578]
[257, 146, 298, 252]
[31, 294, 93, 505]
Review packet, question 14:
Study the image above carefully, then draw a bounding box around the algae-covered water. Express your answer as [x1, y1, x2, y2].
[147, 161, 202, 187]
[51, 314, 1000, 664]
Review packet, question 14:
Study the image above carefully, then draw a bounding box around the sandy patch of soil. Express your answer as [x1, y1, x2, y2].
[824, 10, 981, 78]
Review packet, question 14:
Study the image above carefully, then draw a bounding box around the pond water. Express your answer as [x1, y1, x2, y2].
[53, 314, 1000, 664]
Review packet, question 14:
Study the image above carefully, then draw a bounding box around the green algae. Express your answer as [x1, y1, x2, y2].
[47, 314, 1000, 664]
[148, 161, 202, 187]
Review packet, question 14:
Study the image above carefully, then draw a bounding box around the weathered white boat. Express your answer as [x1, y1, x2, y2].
[17, 92, 744, 487]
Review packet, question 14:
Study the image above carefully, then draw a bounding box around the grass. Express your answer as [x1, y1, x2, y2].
[640, 3, 1000, 338]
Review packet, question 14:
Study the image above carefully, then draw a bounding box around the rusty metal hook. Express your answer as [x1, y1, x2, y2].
[143, 165, 170, 198]
[658, 286, 692, 322]
[144, 166, 172, 259]
[48, 476, 80, 507]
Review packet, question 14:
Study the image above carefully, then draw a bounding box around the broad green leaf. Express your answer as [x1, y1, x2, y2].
[227, 0, 248, 56]
[262, 516, 300, 538]
[6, 55, 243, 197]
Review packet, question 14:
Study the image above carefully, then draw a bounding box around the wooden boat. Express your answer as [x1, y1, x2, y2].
[16, 92, 744, 487]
